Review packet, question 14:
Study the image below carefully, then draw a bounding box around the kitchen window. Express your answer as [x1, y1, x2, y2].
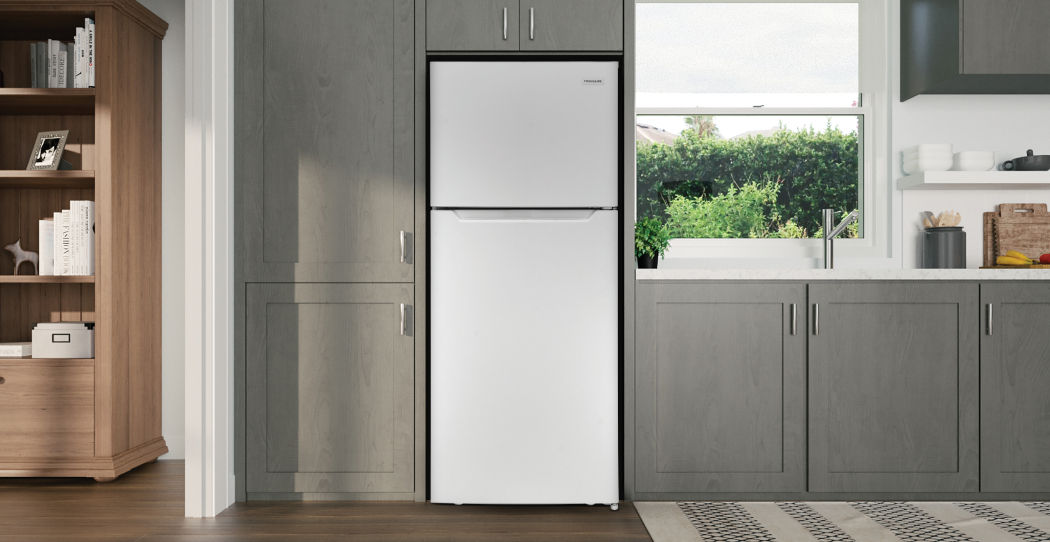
[636, 0, 887, 259]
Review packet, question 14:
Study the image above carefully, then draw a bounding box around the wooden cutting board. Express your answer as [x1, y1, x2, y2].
[980, 265, 1050, 269]
[983, 203, 1050, 267]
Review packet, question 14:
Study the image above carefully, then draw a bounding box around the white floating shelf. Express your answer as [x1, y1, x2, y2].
[898, 171, 1050, 190]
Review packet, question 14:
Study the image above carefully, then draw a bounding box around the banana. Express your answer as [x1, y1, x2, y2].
[1006, 250, 1034, 262]
[997, 256, 1030, 266]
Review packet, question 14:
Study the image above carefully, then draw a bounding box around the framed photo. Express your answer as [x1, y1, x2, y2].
[26, 130, 69, 170]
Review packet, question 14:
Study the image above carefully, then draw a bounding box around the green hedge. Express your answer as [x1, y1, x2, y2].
[637, 122, 859, 237]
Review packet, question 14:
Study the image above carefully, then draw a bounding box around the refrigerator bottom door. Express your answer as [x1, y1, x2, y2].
[430, 209, 619, 505]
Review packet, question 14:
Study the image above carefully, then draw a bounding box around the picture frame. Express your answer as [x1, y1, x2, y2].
[26, 130, 69, 170]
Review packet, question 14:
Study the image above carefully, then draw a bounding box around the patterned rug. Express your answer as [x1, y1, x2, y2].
[634, 501, 1050, 542]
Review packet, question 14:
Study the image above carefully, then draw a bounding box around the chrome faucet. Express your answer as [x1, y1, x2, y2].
[822, 209, 858, 269]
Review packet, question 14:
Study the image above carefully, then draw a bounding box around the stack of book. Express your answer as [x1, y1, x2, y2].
[29, 19, 95, 89]
[38, 200, 95, 276]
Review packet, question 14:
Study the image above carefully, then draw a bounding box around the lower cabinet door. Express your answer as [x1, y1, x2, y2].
[981, 282, 1050, 492]
[246, 283, 414, 495]
[635, 282, 806, 493]
[0, 360, 94, 459]
[808, 282, 979, 493]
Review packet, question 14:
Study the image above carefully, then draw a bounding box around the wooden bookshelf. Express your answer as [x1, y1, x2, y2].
[0, 0, 167, 482]
[0, 88, 95, 115]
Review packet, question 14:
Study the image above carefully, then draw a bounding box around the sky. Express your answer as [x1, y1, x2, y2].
[636, 2, 859, 138]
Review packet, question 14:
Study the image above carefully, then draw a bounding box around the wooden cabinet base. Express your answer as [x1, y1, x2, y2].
[0, 437, 167, 480]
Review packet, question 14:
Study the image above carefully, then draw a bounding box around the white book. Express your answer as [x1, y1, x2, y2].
[49, 39, 58, 88]
[60, 209, 72, 276]
[86, 19, 95, 88]
[77, 28, 88, 88]
[30, 43, 37, 88]
[83, 201, 95, 275]
[39, 219, 55, 276]
[53, 212, 63, 276]
[57, 44, 67, 89]
[70, 201, 80, 275]
[0, 342, 32, 358]
[73, 29, 81, 89]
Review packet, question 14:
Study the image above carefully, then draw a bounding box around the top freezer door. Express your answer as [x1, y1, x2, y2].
[430, 61, 619, 208]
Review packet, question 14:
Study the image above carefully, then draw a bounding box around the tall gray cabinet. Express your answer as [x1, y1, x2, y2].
[235, 0, 422, 500]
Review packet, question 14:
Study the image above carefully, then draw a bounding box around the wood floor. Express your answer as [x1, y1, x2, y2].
[0, 460, 653, 541]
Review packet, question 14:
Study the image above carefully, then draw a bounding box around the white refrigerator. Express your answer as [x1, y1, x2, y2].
[429, 61, 620, 507]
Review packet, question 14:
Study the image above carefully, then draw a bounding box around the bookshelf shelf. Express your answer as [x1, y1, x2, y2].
[0, 275, 93, 283]
[0, 170, 94, 189]
[0, 357, 94, 367]
[0, 89, 95, 115]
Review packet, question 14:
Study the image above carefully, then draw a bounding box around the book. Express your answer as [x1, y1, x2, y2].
[30, 43, 37, 88]
[83, 201, 95, 274]
[53, 211, 62, 276]
[0, 342, 32, 358]
[73, 29, 81, 89]
[48, 39, 58, 88]
[86, 18, 95, 88]
[76, 28, 87, 88]
[37, 42, 47, 89]
[60, 209, 71, 276]
[39, 218, 55, 276]
[57, 43, 67, 89]
[70, 201, 79, 275]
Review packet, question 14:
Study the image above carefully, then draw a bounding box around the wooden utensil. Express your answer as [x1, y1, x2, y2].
[938, 210, 961, 227]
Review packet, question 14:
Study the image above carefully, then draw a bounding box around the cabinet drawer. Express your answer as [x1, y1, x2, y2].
[428, 0, 520, 51]
[0, 361, 94, 458]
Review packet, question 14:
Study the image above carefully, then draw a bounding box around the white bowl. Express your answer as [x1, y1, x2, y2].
[951, 151, 995, 171]
[904, 156, 953, 174]
[904, 150, 953, 162]
[903, 143, 953, 155]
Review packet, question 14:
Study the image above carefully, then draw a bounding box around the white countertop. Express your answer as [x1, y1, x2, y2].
[637, 268, 1050, 281]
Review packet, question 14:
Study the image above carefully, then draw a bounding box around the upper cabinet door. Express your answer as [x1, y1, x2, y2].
[519, 0, 623, 51]
[427, 0, 520, 51]
[961, 0, 1050, 75]
[237, 0, 415, 283]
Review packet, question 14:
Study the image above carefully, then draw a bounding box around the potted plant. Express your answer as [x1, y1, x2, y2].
[635, 217, 670, 269]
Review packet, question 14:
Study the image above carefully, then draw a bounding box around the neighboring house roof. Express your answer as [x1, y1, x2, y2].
[635, 123, 677, 146]
[728, 128, 777, 140]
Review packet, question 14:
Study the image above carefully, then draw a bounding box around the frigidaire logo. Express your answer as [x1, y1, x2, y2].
[582, 78, 605, 85]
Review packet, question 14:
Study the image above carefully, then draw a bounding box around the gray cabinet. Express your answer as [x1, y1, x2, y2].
[901, 0, 1050, 101]
[519, 0, 623, 51]
[808, 282, 979, 493]
[426, 0, 622, 51]
[237, 0, 415, 283]
[635, 282, 806, 493]
[245, 283, 415, 496]
[980, 282, 1050, 492]
[427, 0, 519, 51]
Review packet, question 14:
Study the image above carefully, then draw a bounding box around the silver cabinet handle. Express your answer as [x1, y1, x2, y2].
[791, 304, 797, 335]
[987, 303, 993, 335]
[529, 7, 534, 40]
[813, 304, 819, 336]
[400, 231, 405, 263]
[401, 303, 406, 336]
[503, 7, 507, 40]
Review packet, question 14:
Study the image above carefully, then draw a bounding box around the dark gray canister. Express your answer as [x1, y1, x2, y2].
[923, 227, 966, 268]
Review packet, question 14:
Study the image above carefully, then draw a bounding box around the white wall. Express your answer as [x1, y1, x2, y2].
[137, 0, 186, 460]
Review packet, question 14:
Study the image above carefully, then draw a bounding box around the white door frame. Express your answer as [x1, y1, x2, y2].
[184, 0, 235, 519]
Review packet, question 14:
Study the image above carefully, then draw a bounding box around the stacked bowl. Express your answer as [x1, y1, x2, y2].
[903, 144, 952, 174]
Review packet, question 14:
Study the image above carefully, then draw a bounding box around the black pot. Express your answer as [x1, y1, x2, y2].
[637, 253, 659, 269]
[1002, 149, 1050, 171]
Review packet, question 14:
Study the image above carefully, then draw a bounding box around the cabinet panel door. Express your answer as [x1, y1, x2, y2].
[981, 282, 1050, 492]
[245, 284, 414, 495]
[427, 0, 519, 51]
[519, 0, 623, 51]
[809, 282, 979, 493]
[962, 0, 1050, 75]
[636, 282, 806, 493]
[0, 361, 94, 459]
[237, 0, 414, 283]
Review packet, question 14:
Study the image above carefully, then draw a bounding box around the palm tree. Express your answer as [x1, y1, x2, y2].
[684, 115, 720, 139]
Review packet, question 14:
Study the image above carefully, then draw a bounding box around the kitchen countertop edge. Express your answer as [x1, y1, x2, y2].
[637, 269, 1050, 281]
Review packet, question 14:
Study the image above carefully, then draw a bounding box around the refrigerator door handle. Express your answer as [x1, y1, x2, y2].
[450, 209, 601, 222]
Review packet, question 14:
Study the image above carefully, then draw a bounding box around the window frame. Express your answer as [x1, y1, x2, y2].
[634, 0, 889, 264]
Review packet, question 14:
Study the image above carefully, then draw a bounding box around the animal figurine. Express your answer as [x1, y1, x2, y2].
[4, 239, 38, 275]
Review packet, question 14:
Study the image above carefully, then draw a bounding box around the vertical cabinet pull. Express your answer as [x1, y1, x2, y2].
[813, 304, 819, 336]
[790, 304, 797, 335]
[529, 8, 534, 40]
[401, 303, 406, 336]
[503, 7, 507, 40]
[400, 231, 406, 263]
[987, 303, 993, 335]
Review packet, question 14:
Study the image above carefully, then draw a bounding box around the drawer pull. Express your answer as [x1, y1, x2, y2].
[0, 376, 5, 385]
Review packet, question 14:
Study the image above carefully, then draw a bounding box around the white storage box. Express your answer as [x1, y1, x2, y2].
[32, 322, 94, 359]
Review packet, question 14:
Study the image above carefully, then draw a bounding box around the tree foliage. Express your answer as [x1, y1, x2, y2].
[637, 122, 859, 237]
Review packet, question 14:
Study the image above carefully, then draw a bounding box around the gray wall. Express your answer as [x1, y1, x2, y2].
[138, 0, 186, 460]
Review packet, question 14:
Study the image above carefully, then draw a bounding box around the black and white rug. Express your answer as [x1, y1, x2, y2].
[634, 501, 1050, 542]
